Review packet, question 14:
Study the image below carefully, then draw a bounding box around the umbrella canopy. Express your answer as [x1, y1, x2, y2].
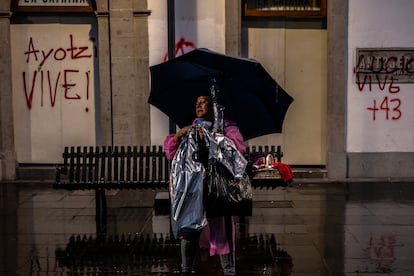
[148, 48, 294, 140]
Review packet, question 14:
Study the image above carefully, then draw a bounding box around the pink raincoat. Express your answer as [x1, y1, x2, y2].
[164, 118, 246, 256]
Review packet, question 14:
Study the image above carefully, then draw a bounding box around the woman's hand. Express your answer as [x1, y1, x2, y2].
[195, 125, 204, 140]
[173, 126, 189, 142]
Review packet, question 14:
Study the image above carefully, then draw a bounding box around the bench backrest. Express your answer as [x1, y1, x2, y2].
[57, 145, 282, 186]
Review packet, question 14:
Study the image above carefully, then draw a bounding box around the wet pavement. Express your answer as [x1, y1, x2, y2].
[1, 180, 414, 275]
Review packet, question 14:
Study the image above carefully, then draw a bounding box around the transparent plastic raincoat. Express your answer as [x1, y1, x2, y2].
[168, 123, 248, 238]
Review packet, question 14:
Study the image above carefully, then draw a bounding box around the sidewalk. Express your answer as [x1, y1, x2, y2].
[1, 179, 414, 275]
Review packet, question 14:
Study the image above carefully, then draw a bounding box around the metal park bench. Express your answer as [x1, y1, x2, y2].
[53, 145, 284, 234]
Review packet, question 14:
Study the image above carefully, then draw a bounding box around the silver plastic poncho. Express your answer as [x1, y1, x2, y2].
[169, 127, 208, 238]
[208, 82, 247, 179]
[169, 126, 248, 238]
[169, 83, 248, 238]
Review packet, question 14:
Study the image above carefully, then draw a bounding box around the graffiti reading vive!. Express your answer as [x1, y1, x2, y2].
[11, 24, 97, 163]
[22, 34, 94, 110]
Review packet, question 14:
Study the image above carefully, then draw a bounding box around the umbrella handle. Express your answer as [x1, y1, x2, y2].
[210, 82, 224, 133]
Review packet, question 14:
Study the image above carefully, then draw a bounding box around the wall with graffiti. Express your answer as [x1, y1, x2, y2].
[11, 24, 97, 163]
[347, 0, 414, 152]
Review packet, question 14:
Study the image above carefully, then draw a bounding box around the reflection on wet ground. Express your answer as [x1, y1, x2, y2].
[1, 181, 414, 275]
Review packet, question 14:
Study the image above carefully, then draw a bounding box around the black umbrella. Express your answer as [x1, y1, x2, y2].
[148, 48, 294, 140]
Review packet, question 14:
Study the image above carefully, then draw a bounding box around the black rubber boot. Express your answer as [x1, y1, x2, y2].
[180, 239, 198, 274]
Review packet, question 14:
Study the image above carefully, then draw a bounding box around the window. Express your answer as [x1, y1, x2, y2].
[243, 0, 326, 18]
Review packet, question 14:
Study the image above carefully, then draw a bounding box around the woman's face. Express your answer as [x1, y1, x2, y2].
[195, 96, 213, 120]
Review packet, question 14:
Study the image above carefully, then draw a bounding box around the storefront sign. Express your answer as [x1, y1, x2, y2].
[12, 0, 94, 12]
[18, 0, 90, 6]
[355, 48, 414, 83]
[244, 0, 326, 17]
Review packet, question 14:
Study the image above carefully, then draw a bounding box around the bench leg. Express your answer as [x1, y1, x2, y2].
[95, 188, 107, 235]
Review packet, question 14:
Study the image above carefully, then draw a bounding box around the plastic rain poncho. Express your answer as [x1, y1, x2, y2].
[169, 85, 248, 239]
[169, 125, 248, 238]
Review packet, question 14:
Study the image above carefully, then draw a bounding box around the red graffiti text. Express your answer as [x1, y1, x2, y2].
[354, 52, 404, 121]
[21, 34, 93, 110]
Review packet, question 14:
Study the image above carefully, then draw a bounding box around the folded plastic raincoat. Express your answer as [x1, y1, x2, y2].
[169, 124, 247, 238]
[169, 126, 209, 238]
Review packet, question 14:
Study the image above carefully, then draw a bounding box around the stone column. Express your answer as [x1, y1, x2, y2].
[132, 1, 151, 145]
[326, 0, 348, 179]
[225, 0, 241, 56]
[107, 0, 150, 146]
[0, 7, 16, 180]
[95, 0, 112, 146]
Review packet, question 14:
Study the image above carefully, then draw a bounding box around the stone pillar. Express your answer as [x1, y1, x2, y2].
[0, 7, 16, 180]
[107, 0, 150, 146]
[326, 0, 348, 179]
[225, 0, 241, 56]
[95, 0, 112, 146]
[132, 1, 151, 145]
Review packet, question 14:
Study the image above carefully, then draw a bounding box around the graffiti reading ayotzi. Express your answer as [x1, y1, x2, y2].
[22, 34, 94, 110]
[354, 48, 414, 121]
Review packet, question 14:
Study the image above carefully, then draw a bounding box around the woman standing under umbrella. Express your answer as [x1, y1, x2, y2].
[164, 93, 245, 275]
